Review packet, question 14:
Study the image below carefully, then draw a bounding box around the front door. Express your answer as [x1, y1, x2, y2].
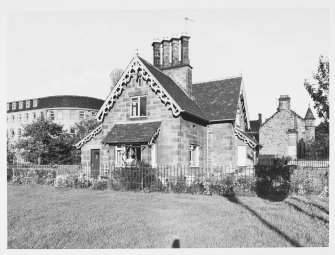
[91, 149, 100, 179]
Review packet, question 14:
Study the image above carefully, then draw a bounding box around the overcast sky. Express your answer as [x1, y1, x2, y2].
[6, 7, 328, 122]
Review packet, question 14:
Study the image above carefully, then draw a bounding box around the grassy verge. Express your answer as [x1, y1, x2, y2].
[7, 184, 328, 248]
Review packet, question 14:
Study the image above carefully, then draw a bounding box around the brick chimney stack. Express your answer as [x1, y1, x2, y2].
[277, 95, 291, 111]
[170, 35, 180, 66]
[151, 34, 193, 96]
[152, 38, 161, 68]
[161, 37, 170, 68]
[180, 33, 190, 66]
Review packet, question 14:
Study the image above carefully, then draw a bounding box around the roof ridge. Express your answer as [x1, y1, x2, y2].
[8, 95, 104, 103]
[193, 75, 242, 85]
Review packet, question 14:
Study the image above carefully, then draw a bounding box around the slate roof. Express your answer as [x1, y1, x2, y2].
[305, 107, 315, 119]
[7, 95, 104, 113]
[192, 77, 242, 121]
[249, 120, 261, 133]
[138, 57, 208, 121]
[102, 121, 161, 144]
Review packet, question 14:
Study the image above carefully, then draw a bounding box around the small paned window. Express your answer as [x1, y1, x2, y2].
[25, 113, 29, 122]
[11, 115, 15, 123]
[26, 101, 31, 108]
[18, 114, 22, 123]
[189, 145, 199, 167]
[57, 111, 63, 119]
[33, 112, 37, 120]
[49, 111, 55, 120]
[79, 111, 85, 120]
[19, 101, 23, 109]
[70, 110, 76, 120]
[33, 99, 38, 107]
[131, 96, 146, 117]
[12, 102, 16, 110]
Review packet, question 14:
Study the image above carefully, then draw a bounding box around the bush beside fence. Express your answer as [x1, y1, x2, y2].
[8, 161, 329, 197]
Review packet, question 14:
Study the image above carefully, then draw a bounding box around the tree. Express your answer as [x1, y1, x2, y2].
[15, 116, 64, 164]
[304, 56, 329, 127]
[7, 136, 15, 164]
[74, 117, 100, 142]
[110, 68, 123, 90]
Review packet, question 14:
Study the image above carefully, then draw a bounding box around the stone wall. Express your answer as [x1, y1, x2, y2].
[259, 109, 306, 157]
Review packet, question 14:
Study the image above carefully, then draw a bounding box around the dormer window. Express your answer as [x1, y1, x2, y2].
[19, 101, 23, 109]
[33, 99, 38, 107]
[12, 102, 16, 110]
[26, 100, 31, 108]
[131, 96, 146, 117]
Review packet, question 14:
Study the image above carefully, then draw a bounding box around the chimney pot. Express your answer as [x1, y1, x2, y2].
[278, 95, 291, 111]
[170, 36, 180, 66]
[152, 39, 161, 68]
[161, 38, 171, 68]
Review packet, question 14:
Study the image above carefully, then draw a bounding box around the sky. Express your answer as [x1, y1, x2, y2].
[6, 7, 329, 123]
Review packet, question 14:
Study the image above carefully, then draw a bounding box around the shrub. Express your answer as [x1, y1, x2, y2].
[170, 175, 188, 194]
[188, 180, 206, 195]
[91, 179, 108, 190]
[7, 165, 13, 182]
[149, 179, 169, 193]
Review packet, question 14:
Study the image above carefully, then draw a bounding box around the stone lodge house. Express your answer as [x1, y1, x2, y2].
[259, 95, 315, 159]
[76, 35, 260, 177]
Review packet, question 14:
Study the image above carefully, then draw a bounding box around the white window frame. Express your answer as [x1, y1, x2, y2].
[26, 100, 31, 108]
[237, 146, 247, 166]
[19, 101, 23, 109]
[12, 102, 16, 110]
[130, 96, 147, 118]
[33, 99, 38, 107]
[190, 145, 199, 167]
[7, 104, 9, 111]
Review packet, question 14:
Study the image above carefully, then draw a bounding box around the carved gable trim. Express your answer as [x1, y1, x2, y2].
[234, 128, 257, 149]
[95, 56, 182, 123]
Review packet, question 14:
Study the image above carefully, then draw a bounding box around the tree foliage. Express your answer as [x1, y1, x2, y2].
[304, 56, 329, 126]
[74, 117, 100, 142]
[110, 68, 124, 90]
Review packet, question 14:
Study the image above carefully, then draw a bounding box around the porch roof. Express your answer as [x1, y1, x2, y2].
[102, 121, 161, 145]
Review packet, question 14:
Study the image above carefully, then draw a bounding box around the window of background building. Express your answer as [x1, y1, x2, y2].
[49, 111, 55, 120]
[189, 145, 199, 167]
[18, 114, 21, 123]
[11, 129, 15, 138]
[33, 99, 38, 107]
[79, 111, 84, 120]
[11, 115, 15, 123]
[91, 111, 97, 118]
[7, 104, 10, 111]
[131, 96, 147, 117]
[19, 101, 23, 109]
[25, 113, 29, 122]
[26, 100, 31, 108]
[18, 129, 22, 138]
[33, 112, 37, 120]
[70, 110, 76, 120]
[12, 102, 16, 110]
[57, 111, 63, 119]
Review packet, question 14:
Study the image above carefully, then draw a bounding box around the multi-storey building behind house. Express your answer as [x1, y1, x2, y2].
[7, 95, 104, 143]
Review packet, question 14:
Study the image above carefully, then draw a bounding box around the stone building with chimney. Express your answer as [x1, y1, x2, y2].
[259, 95, 315, 159]
[76, 35, 260, 178]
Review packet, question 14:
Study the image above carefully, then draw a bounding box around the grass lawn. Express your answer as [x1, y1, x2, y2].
[7, 184, 329, 248]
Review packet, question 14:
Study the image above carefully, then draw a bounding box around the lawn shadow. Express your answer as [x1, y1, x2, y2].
[225, 196, 302, 247]
[290, 196, 329, 215]
[284, 200, 328, 224]
[172, 239, 180, 248]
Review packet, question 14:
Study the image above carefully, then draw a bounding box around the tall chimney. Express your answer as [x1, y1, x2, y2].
[180, 34, 190, 66]
[277, 95, 291, 111]
[170, 36, 180, 66]
[161, 37, 171, 68]
[152, 39, 161, 68]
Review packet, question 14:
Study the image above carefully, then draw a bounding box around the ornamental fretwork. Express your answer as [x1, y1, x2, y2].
[96, 58, 181, 123]
[148, 127, 160, 147]
[75, 124, 102, 149]
[234, 128, 257, 149]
